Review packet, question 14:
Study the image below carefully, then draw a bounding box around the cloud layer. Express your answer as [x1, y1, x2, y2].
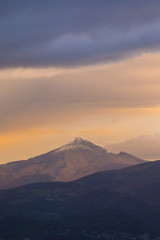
[1, 53, 160, 134]
[1, 0, 160, 67]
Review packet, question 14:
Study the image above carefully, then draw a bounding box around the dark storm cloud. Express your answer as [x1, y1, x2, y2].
[1, 0, 160, 67]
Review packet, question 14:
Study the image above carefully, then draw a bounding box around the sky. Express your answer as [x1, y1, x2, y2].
[1, 0, 160, 163]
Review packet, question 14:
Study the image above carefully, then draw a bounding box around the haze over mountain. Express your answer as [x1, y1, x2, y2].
[0, 138, 145, 190]
[107, 133, 160, 160]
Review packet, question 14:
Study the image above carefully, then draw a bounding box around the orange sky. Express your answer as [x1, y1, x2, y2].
[0, 53, 160, 163]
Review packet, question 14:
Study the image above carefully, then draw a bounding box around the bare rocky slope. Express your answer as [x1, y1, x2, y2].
[0, 138, 145, 190]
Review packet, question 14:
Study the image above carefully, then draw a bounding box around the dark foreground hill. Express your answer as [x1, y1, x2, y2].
[78, 159, 160, 206]
[0, 182, 160, 235]
[1, 160, 160, 237]
[0, 138, 145, 190]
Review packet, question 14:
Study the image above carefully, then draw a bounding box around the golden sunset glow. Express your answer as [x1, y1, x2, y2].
[1, 51, 160, 164]
[1, 9, 160, 163]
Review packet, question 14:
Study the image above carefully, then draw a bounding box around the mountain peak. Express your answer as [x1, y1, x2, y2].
[118, 151, 128, 156]
[55, 138, 107, 153]
[70, 138, 90, 145]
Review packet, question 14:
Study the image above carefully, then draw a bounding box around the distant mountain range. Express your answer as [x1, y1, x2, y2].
[1, 160, 160, 235]
[0, 138, 145, 190]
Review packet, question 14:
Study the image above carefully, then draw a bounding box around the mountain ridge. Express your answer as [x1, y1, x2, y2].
[0, 138, 145, 190]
